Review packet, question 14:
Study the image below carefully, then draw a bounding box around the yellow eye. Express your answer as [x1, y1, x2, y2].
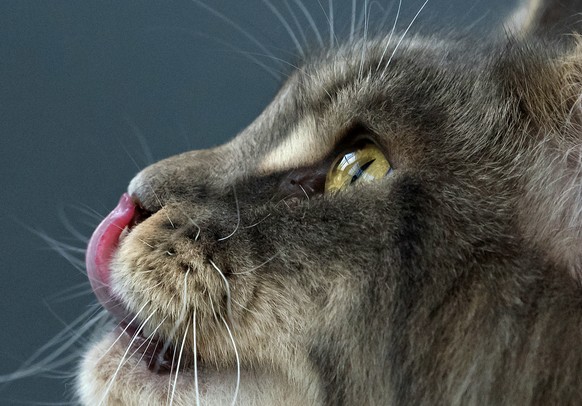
[325, 142, 392, 193]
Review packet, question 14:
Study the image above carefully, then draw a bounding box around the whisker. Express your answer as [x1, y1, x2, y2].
[74, 203, 106, 222]
[217, 186, 240, 241]
[376, 0, 402, 71]
[283, 0, 308, 48]
[230, 252, 280, 275]
[232, 298, 261, 316]
[242, 213, 271, 229]
[120, 142, 147, 176]
[328, 0, 335, 47]
[315, 0, 337, 47]
[190, 0, 277, 61]
[220, 314, 240, 406]
[290, 0, 324, 47]
[98, 307, 154, 406]
[44, 286, 95, 303]
[124, 115, 155, 165]
[29, 229, 86, 274]
[167, 268, 190, 405]
[208, 260, 233, 321]
[169, 318, 191, 406]
[193, 309, 201, 406]
[262, 0, 305, 57]
[382, 0, 431, 76]
[298, 184, 310, 200]
[110, 222, 155, 249]
[350, 0, 357, 42]
[358, 0, 369, 78]
[179, 209, 201, 241]
[127, 315, 168, 373]
[45, 281, 92, 302]
[94, 301, 150, 365]
[147, 184, 175, 229]
[154, 27, 283, 80]
[58, 205, 90, 243]
[0, 309, 105, 384]
[9, 306, 100, 369]
[41, 301, 102, 348]
[208, 291, 221, 325]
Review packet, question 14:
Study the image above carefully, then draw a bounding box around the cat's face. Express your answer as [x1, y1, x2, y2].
[78, 1, 582, 405]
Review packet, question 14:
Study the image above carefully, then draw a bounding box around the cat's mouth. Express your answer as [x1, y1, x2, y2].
[86, 193, 176, 374]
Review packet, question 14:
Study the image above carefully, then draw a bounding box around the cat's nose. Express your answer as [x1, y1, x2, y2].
[127, 170, 167, 213]
[129, 194, 154, 227]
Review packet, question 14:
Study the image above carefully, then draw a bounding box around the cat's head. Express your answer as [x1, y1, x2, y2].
[79, 0, 582, 404]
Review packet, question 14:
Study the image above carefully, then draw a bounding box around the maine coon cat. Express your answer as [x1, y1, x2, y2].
[78, 0, 582, 404]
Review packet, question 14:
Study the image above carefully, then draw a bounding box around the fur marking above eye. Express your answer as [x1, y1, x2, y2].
[258, 115, 334, 174]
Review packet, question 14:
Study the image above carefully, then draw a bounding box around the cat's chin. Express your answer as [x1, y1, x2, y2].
[77, 332, 313, 406]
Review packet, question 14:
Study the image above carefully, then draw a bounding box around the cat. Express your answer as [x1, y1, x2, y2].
[78, 0, 582, 404]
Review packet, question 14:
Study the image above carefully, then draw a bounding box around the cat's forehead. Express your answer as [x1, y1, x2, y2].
[256, 35, 483, 174]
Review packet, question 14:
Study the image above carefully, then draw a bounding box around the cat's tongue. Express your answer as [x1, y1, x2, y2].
[86, 193, 135, 316]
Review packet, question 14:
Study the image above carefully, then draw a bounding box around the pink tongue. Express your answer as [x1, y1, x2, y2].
[86, 193, 135, 311]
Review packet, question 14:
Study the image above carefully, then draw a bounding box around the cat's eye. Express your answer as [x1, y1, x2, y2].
[325, 142, 392, 193]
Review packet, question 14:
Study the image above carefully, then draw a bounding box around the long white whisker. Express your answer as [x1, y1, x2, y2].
[128, 315, 168, 373]
[283, 0, 308, 48]
[167, 268, 190, 405]
[242, 213, 271, 229]
[230, 252, 280, 275]
[0, 307, 104, 383]
[221, 314, 240, 406]
[193, 309, 201, 406]
[350, 0, 357, 42]
[45, 281, 92, 302]
[359, 0, 369, 78]
[315, 0, 336, 48]
[1, 312, 102, 383]
[45, 285, 95, 303]
[209, 259, 233, 321]
[97, 307, 153, 406]
[291, 0, 324, 47]
[30, 229, 86, 274]
[262, 0, 305, 57]
[232, 298, 260, 316]
[179, 210, 201, 241]
[383, 0, 431, 76]
[118, 309, 158, 367]
[218, 186, 240, 241]
[152, 25, 284, 80]
[190, 0, 276, 60]
[328, 0, 335, 47]
[58, 206, 90, 243]
[95, 301, 150, 365]
[208, 291, 220, 325]
[41, 301, 101, 343]
[169, 318, 191, 406]
[124, 115, 155, 165]
[376, 0, 402, 70]
[146, 184, 174, 229]
[75, 203, 106, 222]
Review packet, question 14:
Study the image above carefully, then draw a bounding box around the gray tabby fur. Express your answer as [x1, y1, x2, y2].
[79, 0, 582, 404]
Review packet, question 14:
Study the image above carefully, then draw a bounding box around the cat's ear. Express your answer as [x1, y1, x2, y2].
[507, 0, 582, 37]
[502, 32, 582, 283]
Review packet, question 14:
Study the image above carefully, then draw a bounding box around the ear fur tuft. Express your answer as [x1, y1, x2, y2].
[515, 37, 582, 282]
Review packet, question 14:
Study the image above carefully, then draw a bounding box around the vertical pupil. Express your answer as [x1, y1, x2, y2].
[350, 159, 375, 184]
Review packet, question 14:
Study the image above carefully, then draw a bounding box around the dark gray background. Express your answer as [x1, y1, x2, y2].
[1, 1, 513, 403]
